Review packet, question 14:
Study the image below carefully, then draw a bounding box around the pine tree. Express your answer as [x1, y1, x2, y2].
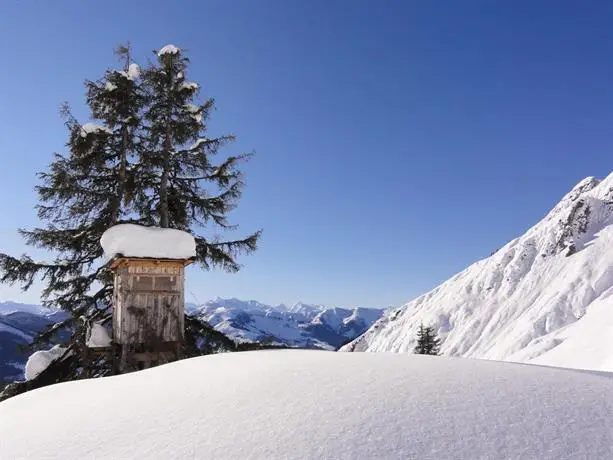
[85, 44, 146, 223]
[0, 45, 147, 393]
[413, 323, 441, 355]
[0, 43, 258, 398]
[0, 45, 145, 336]
[139, 45, 260, 270]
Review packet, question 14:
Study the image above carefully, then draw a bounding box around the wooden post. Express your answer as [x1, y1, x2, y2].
[120, 343, 129, 374]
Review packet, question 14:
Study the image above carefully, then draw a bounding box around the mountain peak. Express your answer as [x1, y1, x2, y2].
[571, 175, 599, 193]
[550, 176, 600, 214]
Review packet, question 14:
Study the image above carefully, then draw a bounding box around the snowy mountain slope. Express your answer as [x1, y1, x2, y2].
[524, 291, 613, 370]
[342, 173, 613, 372]
[277, 301, 329, 317]
[2, 351, 612, 459]
[194, 298, 382, 349]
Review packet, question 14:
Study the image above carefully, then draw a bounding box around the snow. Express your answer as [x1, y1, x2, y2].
[189, 138, 208, 150]
[526, 291, 613, 370]
[23, 345, 67, 381]
[80, 123, 112, 137]
[104, 81, 117, 91]
[342, 172, 613, 372]
[183, 104, 203, 122]
[195, 298, 382, 349]
[158, 44, 180, 56]
[280, 301, 329, 316]
[86, 322, 112, 348]
[179, 81, 199, 91]
[342, 307, 383, 327]
[1, 351, 613, 459]
[117, 63, 141, 81]
[127, 63, 140, 80]
[100, 224, 196, 261]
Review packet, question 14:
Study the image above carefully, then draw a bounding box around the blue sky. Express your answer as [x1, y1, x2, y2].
[1, 0, 613, 308]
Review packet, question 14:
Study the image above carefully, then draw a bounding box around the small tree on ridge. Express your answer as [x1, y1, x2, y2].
[413, 323, 441, 355]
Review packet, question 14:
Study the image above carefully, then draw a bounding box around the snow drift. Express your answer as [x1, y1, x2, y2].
[100, 224, 196, 261]
[1, 351, 612, 459]
[342, 173, 613, 372]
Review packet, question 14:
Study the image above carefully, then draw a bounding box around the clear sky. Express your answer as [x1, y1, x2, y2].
[1, 0, 613, 309]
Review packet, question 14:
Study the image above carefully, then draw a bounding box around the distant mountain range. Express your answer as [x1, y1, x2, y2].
[0, 299, 382, 383]
[188, 298, 383, 350]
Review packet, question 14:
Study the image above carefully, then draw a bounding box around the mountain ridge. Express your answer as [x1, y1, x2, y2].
[342, 173, 613, 372]
[191, 298, 383, 350]
[0, 298, 382, 383]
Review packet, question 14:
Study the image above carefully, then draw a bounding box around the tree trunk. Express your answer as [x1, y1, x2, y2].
[111, 52, 132, 225]
[160, 130, 171, 228]
[112, 125, 128, 224]
[159, 67, 173, 229]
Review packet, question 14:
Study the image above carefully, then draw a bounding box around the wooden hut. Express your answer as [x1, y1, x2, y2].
[109, 257, 193, 372]
[100, 223, 197, 373]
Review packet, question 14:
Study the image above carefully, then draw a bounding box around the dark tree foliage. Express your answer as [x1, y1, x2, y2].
[183, 314, 237, 356]
[0, 43, 261, 395]
[0, 46, 146, 346]
[413, 323, 441, 355]
[139, 45, 260, 271]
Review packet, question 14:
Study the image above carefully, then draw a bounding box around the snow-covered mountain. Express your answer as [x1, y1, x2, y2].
[192, 298, 382, 350]
[2, 351, 612, 459]
[0, 302, 68, 384]
[342, 173, 613, 372]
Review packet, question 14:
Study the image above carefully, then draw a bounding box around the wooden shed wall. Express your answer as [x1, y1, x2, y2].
[112, 260, 185, 345]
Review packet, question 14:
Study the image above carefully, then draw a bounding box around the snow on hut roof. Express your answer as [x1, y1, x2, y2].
[100, 224, 196, 261]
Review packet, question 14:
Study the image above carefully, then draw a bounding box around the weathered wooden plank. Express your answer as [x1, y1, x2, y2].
[125, 289, 180, 295]
[110, 257, 193, 270]
[112, 259, 186, 347]
[128, 265, 182, 275]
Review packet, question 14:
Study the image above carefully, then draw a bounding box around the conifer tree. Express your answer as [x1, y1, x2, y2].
[413, 323, 441, 355]
[0, 47, 146, 396]
[0, 44, 258, 398]
[139, 45, 260, 271]
[0, 45, 145, 336]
